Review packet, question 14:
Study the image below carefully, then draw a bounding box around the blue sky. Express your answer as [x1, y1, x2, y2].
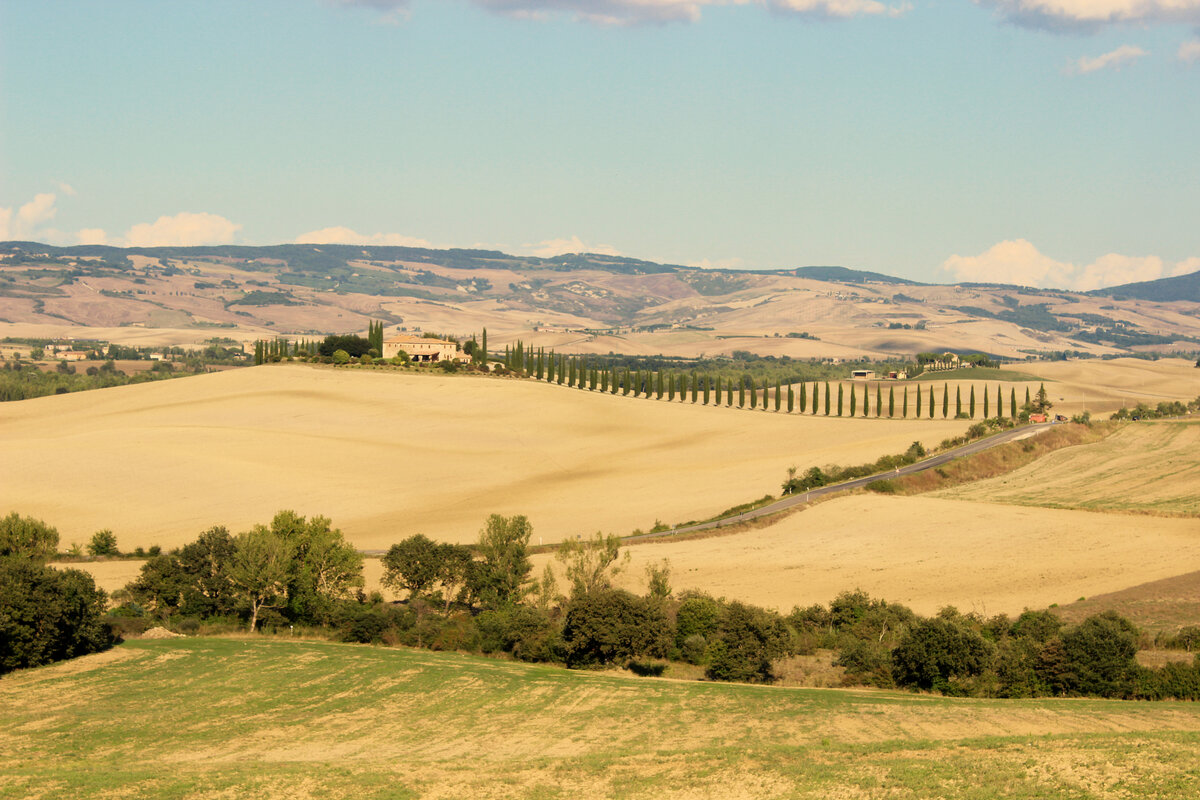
[1, 0, 1198, 288]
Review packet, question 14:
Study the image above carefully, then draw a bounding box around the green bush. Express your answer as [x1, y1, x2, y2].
[705, 602, 789, 683]
[562, 589, 672, 668]
[892, 617, 994, 692]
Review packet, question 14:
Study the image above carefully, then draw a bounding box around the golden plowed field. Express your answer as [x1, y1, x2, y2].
[1, 364, 966, 550]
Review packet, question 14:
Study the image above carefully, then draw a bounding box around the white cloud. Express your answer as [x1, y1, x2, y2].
[294, 226, 433, 247]
[338, 0, 905, 24]
[522, 235, 622, 257]
[1179, 39, 1200, 62]
[77, 228, 109, 246]
[124, 212, 242, 247]
[976, 0, 1200, 30]
[942, 239, 1199, 291]
[1068, 44, 1147, 74]
[56, 182, 78, 197]
[1171, 256, 1200, 276]
[0, 193, 59, 240]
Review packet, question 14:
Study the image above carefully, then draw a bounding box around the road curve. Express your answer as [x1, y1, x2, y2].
[625, 422, 1057, 542]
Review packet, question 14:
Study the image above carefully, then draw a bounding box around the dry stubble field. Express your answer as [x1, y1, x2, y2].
[1, 364, 967, 551]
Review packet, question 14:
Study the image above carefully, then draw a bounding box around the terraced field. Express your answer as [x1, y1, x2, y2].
[3, 638, 1200, 799]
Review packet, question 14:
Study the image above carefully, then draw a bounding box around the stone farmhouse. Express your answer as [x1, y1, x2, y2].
[383, 334, 464, 363]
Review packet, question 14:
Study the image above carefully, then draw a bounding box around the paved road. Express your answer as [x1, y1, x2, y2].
[625, 422, 1057, 542]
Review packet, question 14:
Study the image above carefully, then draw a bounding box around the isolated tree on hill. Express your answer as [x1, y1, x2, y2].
[556, 532, 629, 598]
[229, 529, 289, 632]
[1034, 383, 1052, 413]
[476, 514, 533, 609]
[0, 512, 59, 562]
[87, 529, 119, 558]
[970, 385, 977, 418]
[382, 534, 442, 599]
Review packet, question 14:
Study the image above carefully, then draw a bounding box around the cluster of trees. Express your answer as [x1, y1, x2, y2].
[788, 594, 1200, 700]
[0, 359, 186, 402]
[782, 441, 928, 494]
[1110, 396, 1199, 421]
[117, 511, 363, 632]
[0, 513, 114, 675]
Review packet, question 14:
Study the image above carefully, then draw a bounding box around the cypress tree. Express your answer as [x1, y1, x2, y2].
[690, 374, 698, 403]
[943, 383, 950, 418]
[903, 386, 908, 418]
[600, 370, 608, 393]
[955, 386, 962, 418]
[567, 357, 575, 386]
[668, 373, 675, 401]
[876, 385, 882, 417]
[983, 385, 989, 418]
[657, 371, 664, 399]
[727, 383, 733, 407]
[547, 351, 555, 382]
[739, 377, 746, 408]
[917, 385, 924, 418]
[889, 386, 895, 417]
[837, 383, 844, 416]
[1025, 386, 1031, 409]
[798, 382, 806, 412]
[862, 384, 869, 417]
[703, 376, 711, 405]
[849, 385, 856, 417]
[824, 382, 831, 416]
[481, 328, 488, 363]
[787, 384, 794, 413]
[623, 368, 631, 396]
[557, 355, 565, 385]
[749, 376, 756, 409]
[970, 385, 977, 418]
[929, 385, 935, 418]
[504, 345, 510, 369]
[591, 367, 598, 391]
[996, 384, 1003, 419]
[1011, 388, 1017, 418]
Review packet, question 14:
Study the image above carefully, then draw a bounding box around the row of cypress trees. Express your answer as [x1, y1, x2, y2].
[497, 342, 1037, 420]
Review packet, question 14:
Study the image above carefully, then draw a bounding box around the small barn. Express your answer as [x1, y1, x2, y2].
[850, 369, 876, 380]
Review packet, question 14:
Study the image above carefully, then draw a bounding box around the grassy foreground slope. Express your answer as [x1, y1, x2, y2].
[3, 638, 1200, 800]
[0, 364, 967, 550]
[939, 420, 1200, 515]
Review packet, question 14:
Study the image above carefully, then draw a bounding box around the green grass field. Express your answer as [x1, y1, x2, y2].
[4, 637, 1200, 799]
[911, 366, 1047, 382]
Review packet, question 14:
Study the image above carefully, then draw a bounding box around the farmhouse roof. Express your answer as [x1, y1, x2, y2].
[384, 334, 453, 345]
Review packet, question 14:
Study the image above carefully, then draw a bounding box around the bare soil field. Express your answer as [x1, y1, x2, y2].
[1054, 570, 1200, 633]
[939, 420, 1200, 515]
[532, 494, 1200, 616]
[3, 637, 1200, 800]
[0, 364, 967, 551]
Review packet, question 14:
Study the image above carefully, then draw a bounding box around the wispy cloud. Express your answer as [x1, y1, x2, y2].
[1067, 44, 1147, 74]
[521, 235, 622, 257]
[337, 0, 908, 25]
[975, 0, 1200, 31]
[942, 239, 1198, 291]
[294, 226, 434, 247]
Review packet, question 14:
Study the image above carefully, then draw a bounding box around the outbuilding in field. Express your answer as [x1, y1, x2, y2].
[851, 369, 876, 380]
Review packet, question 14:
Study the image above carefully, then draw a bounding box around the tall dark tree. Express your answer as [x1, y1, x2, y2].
[929, 385, 935, 418]
[955, 386, 962, 418]
[849, 384, 857, 417]
[798, 382, 806, 413]
[824, 382, 831, 416]
[480, 328, 488, 363]
[1011, 388, 1017, 418]
[970, 385, 977, 418]
[983, 385, 989, 418]
[837, 383, 844, 416]
[943, 383, 950, 418]
[475, 514, 533, 609]
[739, 377, 746, 408]
[787, 384, 794, 413]
[876, 385, 882, 417]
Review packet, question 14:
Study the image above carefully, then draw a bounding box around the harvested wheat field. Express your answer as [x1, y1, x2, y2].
[3, 637, 1200, 800]
[939, 420, 1200, 515]
[543, 494, 1200, 616]
[0, 364, 967, 551]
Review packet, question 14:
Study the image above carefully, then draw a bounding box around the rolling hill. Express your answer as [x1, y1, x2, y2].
[3, 241, 1199, 362]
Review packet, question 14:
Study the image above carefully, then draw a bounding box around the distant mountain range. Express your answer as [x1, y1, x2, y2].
[1091, 270, 1200, 303]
